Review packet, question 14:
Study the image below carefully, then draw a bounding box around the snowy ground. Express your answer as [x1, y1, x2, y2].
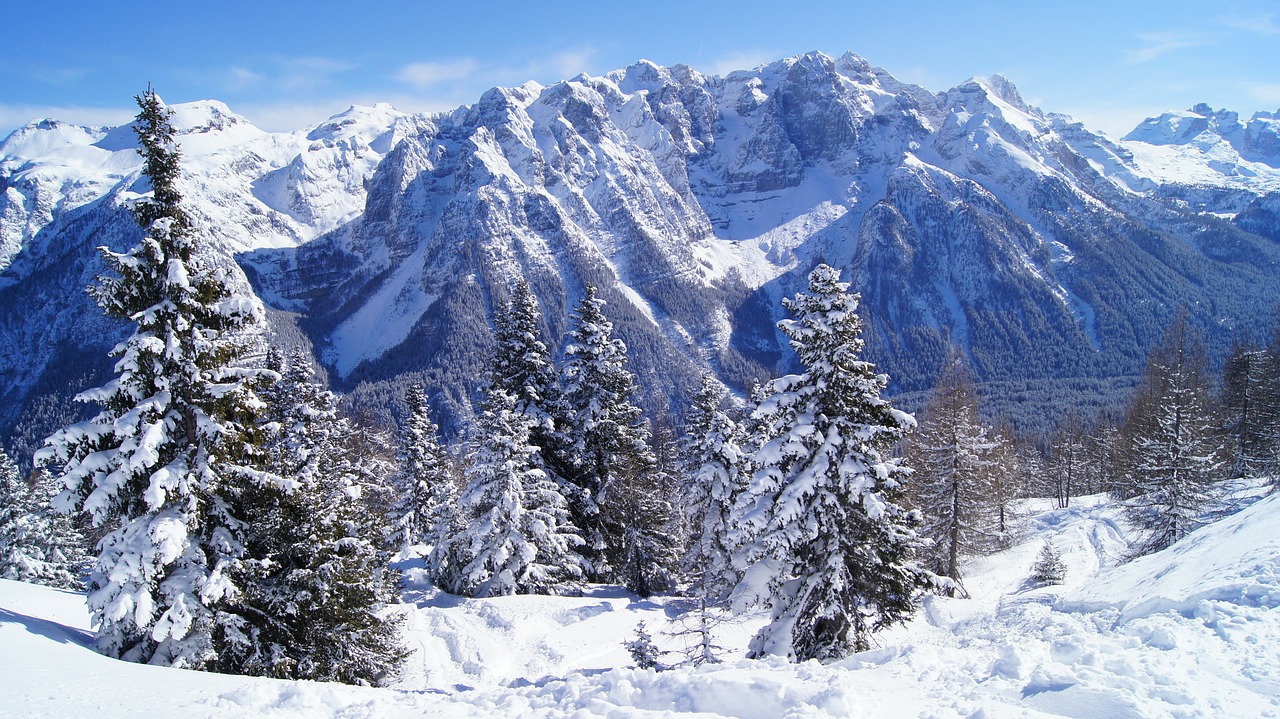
[3, 492, 1279, 718]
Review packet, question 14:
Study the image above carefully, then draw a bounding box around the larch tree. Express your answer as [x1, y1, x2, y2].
[1221, 334, 1280, 478]
[907, 349, 998, 596]
[733, 264, 934, 662]
[37, 88, 268, 668]
[1116, 316, 1225, 557]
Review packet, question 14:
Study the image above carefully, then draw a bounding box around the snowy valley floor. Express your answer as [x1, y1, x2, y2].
[2, 493, 1279, 718]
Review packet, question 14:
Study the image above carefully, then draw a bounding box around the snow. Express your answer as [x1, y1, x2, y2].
[4, 487, 1279, 717]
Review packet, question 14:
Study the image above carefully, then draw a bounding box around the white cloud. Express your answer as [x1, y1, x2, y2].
[395, 59, 480, 90]
[1220, 12, 1280, 35]
[1244, 82, 1280, 107]
[697, 50, 778, 78]
[1126, 32, 1203, 64]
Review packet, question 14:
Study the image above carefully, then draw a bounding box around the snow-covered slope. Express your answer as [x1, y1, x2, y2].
[3, 491, 1277, 717]
[5, 52, 1280, 439]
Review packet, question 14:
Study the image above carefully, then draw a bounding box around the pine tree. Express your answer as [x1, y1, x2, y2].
[435, 386, 583, 597]
[0, 447, 87, 589]
[1030, 542, 1066, 586]
[734, 264, 934, 662]
[36, 88, 267, 668]
[1116, 317, 1226, 557]
[624, 621, 665, 670]
[220, 351, 406, 685]
[557, 284, 667, 586]
[907, 350, 998, 596]
[390, 382, 456, 553]
[681, 374, 747, 604]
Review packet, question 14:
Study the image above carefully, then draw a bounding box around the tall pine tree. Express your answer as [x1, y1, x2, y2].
[734, 264, 934, 662]
[37, 88, 267, 667]
[391, 382, 456, 553]
[556, 284, 671, 589]
[221, 350, 406, 685]
[681, 374, 748, 604]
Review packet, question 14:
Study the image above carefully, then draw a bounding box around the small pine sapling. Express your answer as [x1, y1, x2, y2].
[624, 621, 665, 670]
[1031, 542, 1067, 586]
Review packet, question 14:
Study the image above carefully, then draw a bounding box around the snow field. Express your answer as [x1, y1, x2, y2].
[3, 492, 1279, 717]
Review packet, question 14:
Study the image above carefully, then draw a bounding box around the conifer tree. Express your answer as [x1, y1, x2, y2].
[1221, 335, 1280, 478]
[681, 374, 747, 604]
[435, 386, 583, 597]
[1116, 317, 1225, 557]
[557, 284, 666, 585]
[734, 264, 934, 662]
[222, 351, 406, 685]
[1030, 542, 1066, 586]
[391, 382, 456, 552]
[907, 349, 998, 596]
[37, 88, 267, 667]
[0, 447, 86, 589]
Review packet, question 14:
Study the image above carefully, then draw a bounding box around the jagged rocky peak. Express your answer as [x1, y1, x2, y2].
[1124, 102, 1280, 167]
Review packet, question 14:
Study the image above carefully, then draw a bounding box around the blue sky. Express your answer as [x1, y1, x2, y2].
[3, 0, 1278, 139]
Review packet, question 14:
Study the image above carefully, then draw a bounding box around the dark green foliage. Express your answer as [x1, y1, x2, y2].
[1030, 542, 1067, 586]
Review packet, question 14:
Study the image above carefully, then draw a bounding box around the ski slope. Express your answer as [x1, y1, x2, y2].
[1, 492, 1278, 718]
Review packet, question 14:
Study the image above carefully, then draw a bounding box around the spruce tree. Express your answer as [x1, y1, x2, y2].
[1116, 317, 1225, 557]
[907, 350, 998, 596]
[681, 374, 747, 604]
[1030, 542, 1067, 586]
[37, 88, 267, 667]
[391, 382, 456, 553]
[222, 351, 406, 685]
[557, 284, 666, 586]
[435, 386, 583, 597]
[734, 265, 934, 662]
[1221, 335, 1280, 478]
[0, 447, 86, 589]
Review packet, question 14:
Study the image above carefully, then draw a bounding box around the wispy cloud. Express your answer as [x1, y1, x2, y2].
[1126, 32, 1204, 64]
[395, 59, 480, 90]
[226, 66, 264, 91]
[493, 47, 600, 85]
[277, 56, 359, 92]
[1243, 82, 1280, 108]
[1220, 12, 1280, 35]
[698, 50, 777, 78]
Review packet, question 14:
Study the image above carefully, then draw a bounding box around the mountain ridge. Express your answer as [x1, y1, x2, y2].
[4, 51, 1280, 442]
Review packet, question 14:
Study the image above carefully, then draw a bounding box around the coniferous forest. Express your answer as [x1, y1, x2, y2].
[4, 88, 1280, 692]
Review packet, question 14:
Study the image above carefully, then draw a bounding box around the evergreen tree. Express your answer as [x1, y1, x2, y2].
[220, 351, 406, 685]
[390, 382, 456, 553]
[1045, 413, 1089, 509]
[557, 284, 666, 586]
[0, 447, 86, 589]
[37, 89, 267, 667]
[1030, 542, 1066, 586]
[681, 374, 747, 604]
[907, 349, 998, 596]
[734, 264, 934, 662]
[1116, 317, 1226, 557]
[435, 386, 583, 597]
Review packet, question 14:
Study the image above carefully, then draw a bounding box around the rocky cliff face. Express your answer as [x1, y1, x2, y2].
[4, 52, 1280, 439]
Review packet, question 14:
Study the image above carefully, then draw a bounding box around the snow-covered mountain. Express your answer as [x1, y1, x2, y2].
[4, 52, 1280, 438]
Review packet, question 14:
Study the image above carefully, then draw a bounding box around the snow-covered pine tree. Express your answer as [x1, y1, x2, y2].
[492, 280, 559, 451]
[907, 349, 998, 596]
[681, 374, 748, 604]
[390, 382, 456, 553]
[1030, 542, 1066, 586]
[1116, 317, 1226, 557]
[734, 264, 934, 662]
[0, 446, 86, 588]
[435, 385, 583, 597]
[557, 284, 668, 587]
[221, 350, 406, 685]
[36, 88, 268, 668]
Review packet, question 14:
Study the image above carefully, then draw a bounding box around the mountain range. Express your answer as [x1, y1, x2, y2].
[3, 51, 1280, 445]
